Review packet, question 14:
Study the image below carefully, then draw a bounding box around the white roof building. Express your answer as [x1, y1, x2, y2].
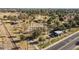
[54, 31, 63, 35]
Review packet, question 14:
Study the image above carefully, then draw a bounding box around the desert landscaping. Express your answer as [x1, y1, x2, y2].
[0, 9, 79, 50]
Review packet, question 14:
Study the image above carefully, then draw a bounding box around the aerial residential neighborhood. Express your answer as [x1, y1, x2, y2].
[0, 8, 79, 50]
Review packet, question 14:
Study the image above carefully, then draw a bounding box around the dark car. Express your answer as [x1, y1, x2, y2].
[49, 30, 58, 37]
[76, 41, 79, 45]
[49, 32, 58, 37]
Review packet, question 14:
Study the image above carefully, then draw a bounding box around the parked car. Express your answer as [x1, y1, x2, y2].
[76, 41, 79, 45]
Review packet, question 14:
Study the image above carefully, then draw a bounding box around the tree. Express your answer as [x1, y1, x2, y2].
[59, 17, 64, 21]
[7, 15, 18, 21]
[32, 28, 42, 39]
[47, 17, 53, 24]
[39, 36, 45, 44]
[3, 15, 7, 19]
[58, 14, 64, 21]
[68, 19, 76, 27]
[19, 34, 25, 40]
[58, 25, 66, 30]
[54, 19, 61, 28]
[18, 13, 28, 19]
[63, 22, 71, 29]
[38, 36, 45, 49]
[74, 15, 79, 25]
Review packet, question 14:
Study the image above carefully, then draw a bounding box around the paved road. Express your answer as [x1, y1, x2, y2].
[58, 37, 79, 50]
[47, 32, 79, 50]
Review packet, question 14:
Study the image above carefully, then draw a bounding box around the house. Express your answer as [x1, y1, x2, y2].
[12, 38, 21, 43]
[49, 30, 63, 37]
[54, 31, 63, 35]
